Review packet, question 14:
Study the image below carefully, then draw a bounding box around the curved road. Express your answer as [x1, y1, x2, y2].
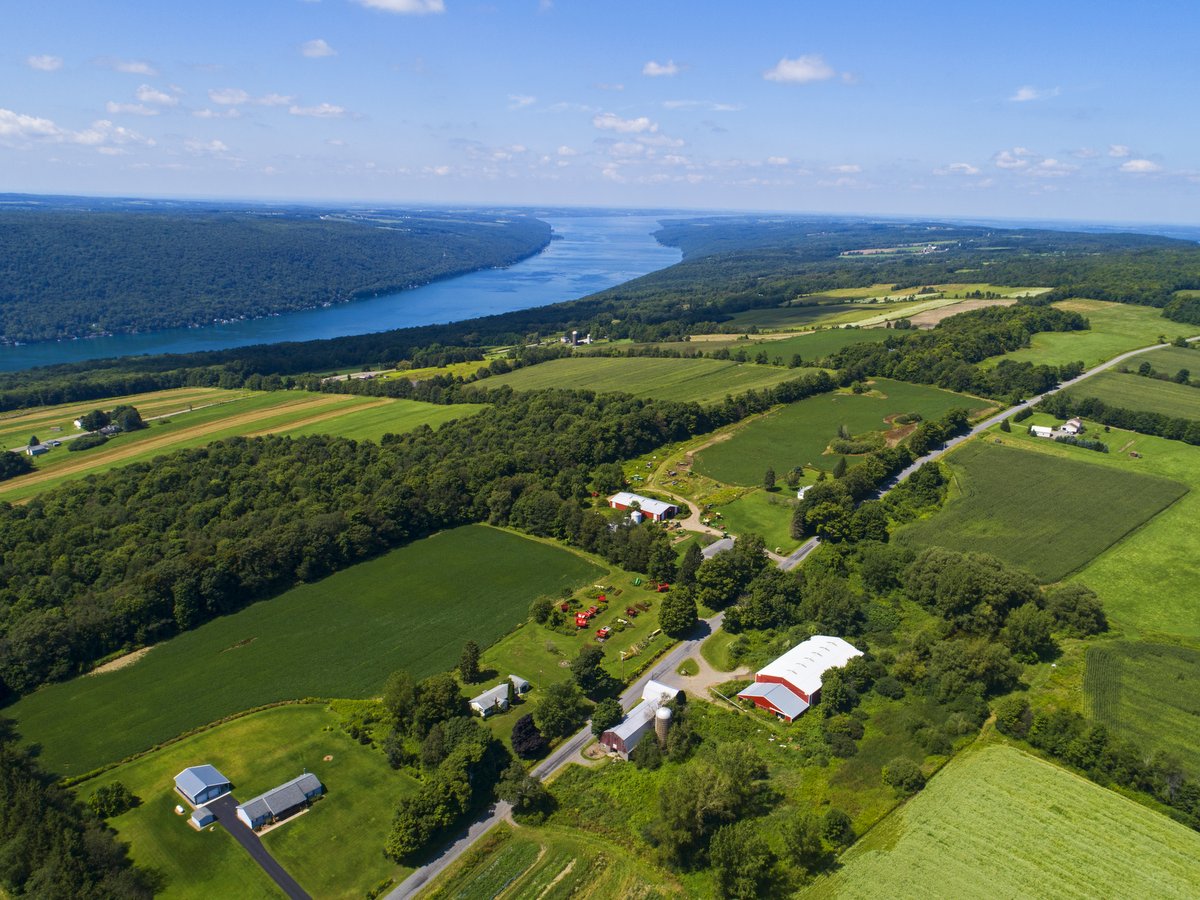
[389, 334, 1195, 898]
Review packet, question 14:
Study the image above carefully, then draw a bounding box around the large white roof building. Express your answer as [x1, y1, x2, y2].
[738, 635, 862, 722]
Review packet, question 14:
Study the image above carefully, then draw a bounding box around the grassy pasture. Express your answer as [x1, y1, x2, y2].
[1134, 344, 1200, 373]
[1085, 641, 1200, 778]
[0, 389, 480, 501]
[723, 302, 866, 330]
[695, 378, 988, 483]
[76, 704, 416, 899]
[7, 525, 603, 775]
[715, 488, 798, 553]
[898, 440, 1187, 582]
[752, 328, 887, 363]
[982, 299, 1180, 370]
[1063, 370, 1200, 420]
[481, 355, 812, 403]
[805, 744, 1200, 900]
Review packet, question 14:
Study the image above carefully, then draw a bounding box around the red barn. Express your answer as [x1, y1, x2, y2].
[737, 635, 862, 722]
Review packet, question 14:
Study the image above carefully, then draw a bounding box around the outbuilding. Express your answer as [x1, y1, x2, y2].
[25, 444, 50, 456]
[508, 674, 531, 695]
[599, 679, 680, 758]
[1029, 425, 1055, 439]
[189, 806, 216, 829]
[607, 491, 678, 522]
[174, 765, 232, 806]
[470, 683, 512, 717]
[236, 772, 323, 830]
[738, 635, 862, 722]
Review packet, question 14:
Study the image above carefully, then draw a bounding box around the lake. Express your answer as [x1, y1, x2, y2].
[0, 214, 681, 372]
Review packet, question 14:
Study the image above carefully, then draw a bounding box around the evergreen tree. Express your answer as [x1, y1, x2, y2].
[678, 543, 703, 587]
[458, 640, 481, 684]
[832, 456, 848, 479]
[763, 467, 776, 490]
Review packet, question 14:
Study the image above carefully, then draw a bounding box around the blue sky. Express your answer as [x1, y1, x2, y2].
[3, 0, 1197, 223]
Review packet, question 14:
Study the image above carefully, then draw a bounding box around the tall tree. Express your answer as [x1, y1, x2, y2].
[458, 640, 481, 684]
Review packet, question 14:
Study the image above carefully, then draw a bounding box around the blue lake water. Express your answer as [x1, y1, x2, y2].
[0, 215, 681, 372]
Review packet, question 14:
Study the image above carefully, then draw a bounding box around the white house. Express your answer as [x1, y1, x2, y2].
[1062, 417, 1083, 435]
[607, 491, 678, 522]
[737, 636, 862, 722]
[470, 683, 511, 717]
[1030, 425, 1055, 439]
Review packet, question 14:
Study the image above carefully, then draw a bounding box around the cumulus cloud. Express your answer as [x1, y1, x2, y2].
[136, 84, 179, 106]
[766, 156, 790, 166]
[105, 101, 158, 116]
[1120, 158, 1162, 173]
[289, 103, 346, 118]
[763, 54, 835, 84]
[642, 59, 679, 77]
[934, 162, 981, 176]
[1010, 85, 1060, 102]
[593, 112, 657, 134]
[557, 145, 578, 156]
[353, 0, 444, 13]
[993, 147, 1035, 169]
[184, 138, 230, 156]
[0, 109, 62, 142]
[209, 88, 292, 107]
[1108, 144, 1131, 158]
[99, 58, 158, 76]
[1072, 147, 1100, 159]
[301, 39, 336, 58]
[507, 94, 536, 109]
[193, 108, 240, 119]
[27, 55, 63, 72]
[1030, 158, 1077, 178]
[829, 163, 861, 174]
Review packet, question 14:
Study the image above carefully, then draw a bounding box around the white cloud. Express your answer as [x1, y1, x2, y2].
[642, 59, 679, 77]
[829, 163, 860, 174]
[507, 94, 536, 110]
[766, 156, 790, 166]
[1120, 158, 1162, 174]
[636, 133, 683, 148]
[595, 82, 624, 91]
[105, 101, 158, 116]
[763, 54, 835, 84]
[609, 141, 647, 158]
[135, 84, 179, 106]
[994, 147, 1034, 169]
[1010, 85, 1060, 102]
[0, 108, 62, 142]
[184, 138, 230, 156]
[662, 99, 739, 112]
[101, 58, 158, 76]
[556, 145, 578, 156]
[301, 39, 337, 58]
[1072, 147, 1100, 159]
[193, 108, 241, 119]
[72, 120, 155, 149]
[593, 112, 657, 134]
[1108, 144, 1131, 158]
[27, 55, 63, 72]
[209, 87, 251, 105]
[934, 162, 980, 176]
[289, 103, 346, 118]
[353, 0, 444, 13]
[1030, 158, 1077, 178]
[258, 93, 293, 107]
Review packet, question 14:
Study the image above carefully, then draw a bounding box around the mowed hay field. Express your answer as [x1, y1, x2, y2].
[898, 440, 1187, 583]
[77, 704, 417, 900]
[0, 388, 482, 501]
[695, 378, 989, 483]
[481, 356, 813, 403]
[804, 744, 1200, 900]
[1085, 642, 1200, 778]
[752, 328, 887, 363]
[982, 299, 1183, 370]
[8, 525, 603, 775]
[1064, 370, 1200, 421]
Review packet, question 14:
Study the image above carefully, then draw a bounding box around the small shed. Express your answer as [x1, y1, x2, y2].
[1029, 425, 1054, 439]
[236, 772, 323, 830]
[174, 765, 232, 806]
[470, 683, 511, 717]
[508, 674, 531, 695]
[190, 806, 216, 829]
[25, 444, 50, 456]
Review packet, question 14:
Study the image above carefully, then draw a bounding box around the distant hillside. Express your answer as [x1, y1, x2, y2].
[0, 206, 551, 342]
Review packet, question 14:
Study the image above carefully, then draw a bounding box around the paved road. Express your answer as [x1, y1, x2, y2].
[209, 794, 311, 900]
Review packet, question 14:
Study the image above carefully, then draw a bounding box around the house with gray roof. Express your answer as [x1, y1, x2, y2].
[174, 764, 232, 806]
[470, 683, 512, 717]
[235, 772, 324, 830]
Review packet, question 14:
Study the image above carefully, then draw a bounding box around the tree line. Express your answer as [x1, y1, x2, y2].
[1039, 392, 1200, 445]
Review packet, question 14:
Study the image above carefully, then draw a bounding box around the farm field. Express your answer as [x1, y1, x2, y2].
[480, 356, 813, 403]
[695, 378, 989, 483]
[76, 704, 416, 900]
[1084, 641, 1200, 778]
[0, 388, 481, 501]
[751, 328, 888, 363]
[805, 744, 1200, 900]
[1132, 344, 1200, 375]
[898, 439, 1187, 582]
[7, 525, 603, 775]
[422, 822, 682, 899]
[723, 302, 867, 330]
[981, 299, 1180, 370]
[715, 488, 798, 553]
[1063, 370, 1200, 420]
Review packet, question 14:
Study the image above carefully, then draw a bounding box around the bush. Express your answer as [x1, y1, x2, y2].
[882, 757, 926, 794]
[1044, 583, 1107, 637]
[510, 714, 548, 759]
[873, 675, 905, 699]
[1012, 406, 1033, 422]
[992, 694, 1032, 739]
[68, 433, 109, 452]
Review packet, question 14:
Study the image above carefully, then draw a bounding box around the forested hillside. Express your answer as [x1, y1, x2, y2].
[0, 208, 550, 342]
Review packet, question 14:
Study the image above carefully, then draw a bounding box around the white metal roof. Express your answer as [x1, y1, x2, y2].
[470, 684, 510, 708]
[641, 679, 678, 703]
[738, 681, 810, 719]
[174, 764, 230, 800]
[756, 635, 862, 697]
[608, 492, 676, 517]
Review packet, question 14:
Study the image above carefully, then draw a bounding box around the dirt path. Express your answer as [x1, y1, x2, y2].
[656, 649, 750, 697]
[87, 646, 153, 676]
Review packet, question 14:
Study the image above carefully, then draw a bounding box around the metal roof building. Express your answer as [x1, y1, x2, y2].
[470, 683, 511, 717]
[236, 772, 324, 830]
[738, 635, 862, 722]
[599, 679, 680, 759]
[607, 492, 678, 522]
[174, 764, 232, 806]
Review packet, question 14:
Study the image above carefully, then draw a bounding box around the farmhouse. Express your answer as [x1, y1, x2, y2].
[1062, 417, 1084, 435]
[470, 683, 512, 717]
[737, 635, 862, 722]
[607, 491, 678, 522]
[599, 679, 680, 758]
[235, 772, 324, 830]
[1030, 425, 1055, 439]
[174, 764, 232, 806]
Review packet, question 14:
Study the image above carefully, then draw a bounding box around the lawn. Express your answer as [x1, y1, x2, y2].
[981, 299, 1180, 370]
[805, 744, 1200, 899]
[76, 704, 417, 900]
[481, 356, 813, 404]
[1084, 641, 1200, 778]
[695, 378, 989, 483]
[0, 389, 480, 502]
[7, 525, 603, 775]
[1064, 370, 1200, 421]
[897, 440, 1187, 582]
[715, 488, 798, 553]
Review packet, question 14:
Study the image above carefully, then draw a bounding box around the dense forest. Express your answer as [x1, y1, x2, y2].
[0, 208, 550, 342]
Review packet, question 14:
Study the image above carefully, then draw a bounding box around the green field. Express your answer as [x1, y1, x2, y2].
[898, 440, 1187, 582]
[482, 356, 813, 403]
[752, 328, 888, 363]
[1085, 641, 1200, 778]
[0, 388, 481, 501]
[982, 299, 1182, 370]
[724, 302, 866, 330]
[806, 744, 1200, 899]
[715, 488, 798, 553]
[1135, 344, 1200, 374]
[77, 704, 416, 899]
[695, 378, 990, 483]
[8, 525, 603, 775]
[1063, 370, 1200, 420]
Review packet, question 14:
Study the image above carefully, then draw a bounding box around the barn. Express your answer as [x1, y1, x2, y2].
[599, 679, 680, 758]
[1029, 425, 1055, 438]
[737, 635, 862, 722]
[607, 492, 678, 522]
[174, 764, 232, 806]
[236, 772, 324, 830]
